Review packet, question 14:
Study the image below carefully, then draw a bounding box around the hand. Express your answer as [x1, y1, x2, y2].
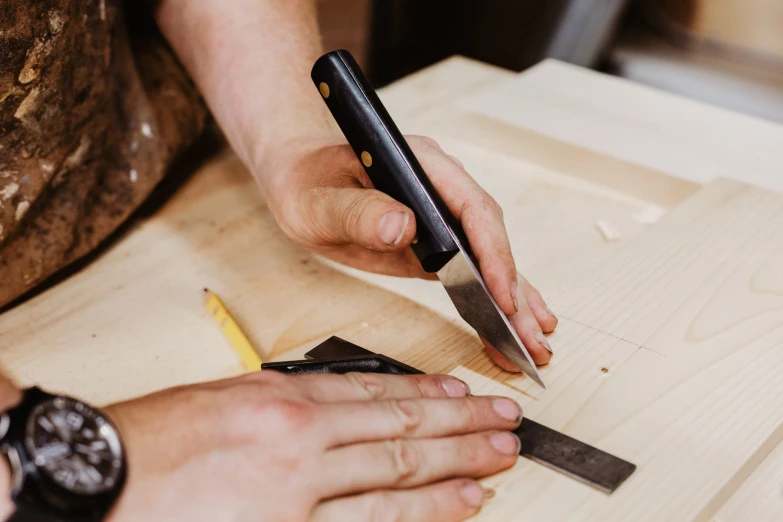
[105, 370, 524, 521]
[257, 135, 558, 371]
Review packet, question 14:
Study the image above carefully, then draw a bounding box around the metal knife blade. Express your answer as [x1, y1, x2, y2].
[310, 50, 545, 388]
[438, 251, 545, 388]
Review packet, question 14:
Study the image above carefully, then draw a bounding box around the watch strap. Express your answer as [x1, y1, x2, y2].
[6, 503, 96, 522]
[7, 506, 65, 522]
[1, 388, 117, 522]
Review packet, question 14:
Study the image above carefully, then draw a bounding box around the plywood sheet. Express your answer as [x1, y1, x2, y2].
[2, 56, 782, 521]
[457, 59, 783, 195]
[466, 179, 783, 521]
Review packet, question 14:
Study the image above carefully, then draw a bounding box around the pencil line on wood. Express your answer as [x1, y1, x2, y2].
[556, 313, 666, 356]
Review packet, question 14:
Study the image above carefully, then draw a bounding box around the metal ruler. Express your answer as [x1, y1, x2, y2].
[262, 336, 636, 494]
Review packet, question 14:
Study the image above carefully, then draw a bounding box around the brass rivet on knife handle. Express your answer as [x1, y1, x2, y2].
[319, 82, 330, 98]
[361, 151, 372, 167]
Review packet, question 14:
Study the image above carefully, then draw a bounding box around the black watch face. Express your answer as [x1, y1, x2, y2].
[23, 396, 124, 495]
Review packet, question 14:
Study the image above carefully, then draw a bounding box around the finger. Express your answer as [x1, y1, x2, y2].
[318, 431, 519, 497]
[292, 373, 470, 403]
[480, 338, 523, 373]
[304, 186, 417, 252]
[480, 273, 554, 371]
[319, 395, 522, 447]
[509, 298, 553, 365]
[409, 138, 518, 317]
[519, 274, 558, 334]
[447, 154, 465, 170]
[310, 479, 486, 522]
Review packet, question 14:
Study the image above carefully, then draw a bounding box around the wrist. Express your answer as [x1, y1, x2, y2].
[251, 129, 343, 201]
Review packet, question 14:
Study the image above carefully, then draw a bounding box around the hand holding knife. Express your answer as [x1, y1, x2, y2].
[311, 50, 547, 388]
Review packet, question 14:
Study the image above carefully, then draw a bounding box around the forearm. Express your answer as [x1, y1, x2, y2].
[154, 0, 339, 191]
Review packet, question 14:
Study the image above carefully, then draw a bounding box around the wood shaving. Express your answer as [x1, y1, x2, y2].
[596, 219, 622, 242]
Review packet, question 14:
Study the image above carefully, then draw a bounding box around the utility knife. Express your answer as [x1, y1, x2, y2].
[311, 50, 545, 388]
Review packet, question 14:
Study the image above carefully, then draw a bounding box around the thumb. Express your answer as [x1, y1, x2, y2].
[306, 187, 416, 251]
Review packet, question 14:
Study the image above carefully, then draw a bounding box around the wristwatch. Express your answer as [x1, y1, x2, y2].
[0, 387, 126, 521]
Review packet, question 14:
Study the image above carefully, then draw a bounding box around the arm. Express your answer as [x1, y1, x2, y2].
[153, 0, 337, 178]
[0, 366, 520, 521]
[154, 0, 557, 368]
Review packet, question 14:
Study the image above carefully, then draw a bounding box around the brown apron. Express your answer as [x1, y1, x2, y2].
[0, 0, 207, 309]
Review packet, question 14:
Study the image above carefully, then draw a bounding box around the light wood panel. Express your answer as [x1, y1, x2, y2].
[713, 438, 783, 522]
[464, 179, 783, 521]
[323, 177, 783, 521]
[2, 56, 783, 520]
[375, 55, 515, 123]
[457, 59, 783, 195]
[0, 150, 482, 405]
[0, 128, 654, 406]
[316, 132, 657, 316]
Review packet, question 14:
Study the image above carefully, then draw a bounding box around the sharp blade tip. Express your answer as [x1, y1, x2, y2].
[528, 370, 546, 389]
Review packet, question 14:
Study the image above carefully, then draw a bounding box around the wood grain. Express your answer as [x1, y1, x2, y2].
[1, 57, 782, 520]
[0, 151, 484, 405]
[462, 179, 783, 521]
[457, 59, 783, 195]
[713, 436, 783, 522]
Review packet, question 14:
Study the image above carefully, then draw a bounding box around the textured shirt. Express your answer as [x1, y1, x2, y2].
[0, 0, 207, 309]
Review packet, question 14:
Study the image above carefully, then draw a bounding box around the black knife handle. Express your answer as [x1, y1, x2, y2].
[311, 50, 462, 273]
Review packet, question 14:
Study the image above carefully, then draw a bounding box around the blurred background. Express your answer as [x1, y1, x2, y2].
[316, 0, 783, 124]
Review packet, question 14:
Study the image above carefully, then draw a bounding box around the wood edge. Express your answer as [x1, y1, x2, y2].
[700, 420, 783, 521]
[377, 55, 516, 93]
[429, 111, 702, 208]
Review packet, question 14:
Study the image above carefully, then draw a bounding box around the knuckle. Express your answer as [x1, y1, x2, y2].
[387, 439, 421, 484]
[249, 397, 314, 436]
[389, 399, 424, 435]
[280, 188, 326, 247]
[458, 436, 481, 465]
[342, 193, 373, 239]
[345, 372, 387, 400]
[367, 491, 403, 522]
[244, 369, 290, 387]
[461, 194, 504, 230]
[482, 194, 504, 218]
[456, 399, 480, 428]
[415, 135, 441, 150]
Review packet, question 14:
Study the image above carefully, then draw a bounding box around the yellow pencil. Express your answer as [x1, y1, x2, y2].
[203, 288, 263, 370]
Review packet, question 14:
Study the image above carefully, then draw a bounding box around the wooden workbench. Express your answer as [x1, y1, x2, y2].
[1, 57, 782, 521]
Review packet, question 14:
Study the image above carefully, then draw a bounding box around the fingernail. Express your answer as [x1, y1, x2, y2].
[491, 432, 522, 455]
[448, 154, 465, 169]
[442, 378, 470, 397]
[492, 398, 522, 423]
[544, 305, 557, 318]
[536, 330, 553, 354]
[377, 211, 409, 246]
[460, 482, 485, 508]
[511, 280, 519, 313]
